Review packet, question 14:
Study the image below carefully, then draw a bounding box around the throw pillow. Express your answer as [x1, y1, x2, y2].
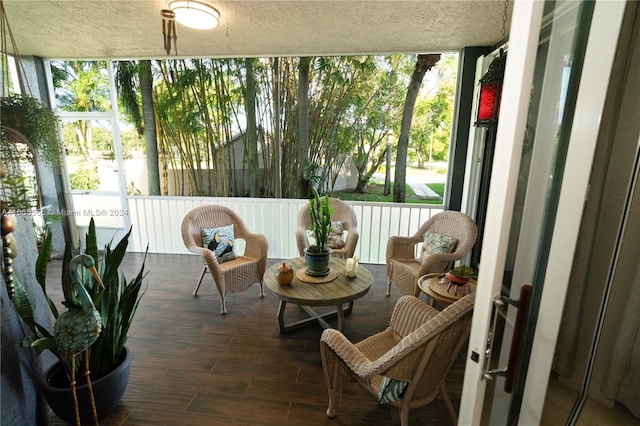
[201, 224, 237, 263]
[419, 231, 457, 263]
[378, 376, 408, 404]
[328, 220, 345, 249]
[308, 221, 346, 249]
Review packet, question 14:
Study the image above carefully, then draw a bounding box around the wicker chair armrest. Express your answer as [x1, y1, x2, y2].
[242, 232, 268, 259]
[374, 327, 438, 382]
[417, 252, 462, 276]
[295, 227, 310, 257]
[321, 329, 373, 375]
[184, 241, 206, 255]
[182, 228, 201, 250]
[322, 327, 418, 380]
[193, 247, 221, 283]
[389, 295, 440, 336]
[374, 300, 475, 381]
[323, 318, 448, 383]
[199, 247, 219, 265]
[182, 230, 222, 276]
[386, 236, 419, 261]
[343, 229, 359, 258]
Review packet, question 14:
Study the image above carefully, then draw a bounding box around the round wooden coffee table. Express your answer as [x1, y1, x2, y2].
[264, 257, 372, 334]
[418, 273, 477, 307]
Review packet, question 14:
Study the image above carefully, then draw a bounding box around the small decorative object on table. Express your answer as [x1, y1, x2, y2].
[276, 262, 294, 286]
[345, 256, 359, 278]
[440, 265, 476, 295]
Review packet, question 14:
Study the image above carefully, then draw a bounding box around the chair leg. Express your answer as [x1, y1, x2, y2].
[439, 382, 458, 425]
[193, 266, 207, 296]
[399, 406, 409, 426]
[412, 284, 421, 298]
[386, 279, 392, 296]
[325, 361, 340, 418]
[326, 383, 338, 418]
[326, 397, 337, 418]
[219, 294, 227, 315]
[259, 281, 264, 298]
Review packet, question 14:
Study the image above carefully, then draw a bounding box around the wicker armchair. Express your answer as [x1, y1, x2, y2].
[296, 197, 359, 259]
[386, 211, 477, 297]
[320, 293, 474, 425]
[181, 205, 268, 314]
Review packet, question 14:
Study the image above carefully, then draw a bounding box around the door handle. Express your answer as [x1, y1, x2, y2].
[504, 284, 532, 393]
[481, 284, 533, 394]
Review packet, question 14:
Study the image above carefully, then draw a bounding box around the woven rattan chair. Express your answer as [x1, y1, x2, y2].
[386, 211, 477, 297]
[181, 205, 268, 314]
[296, 197, 359, 259]
[320, 293, 475, 425]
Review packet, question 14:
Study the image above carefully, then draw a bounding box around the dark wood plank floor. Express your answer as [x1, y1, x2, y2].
[47, 253, 464, 425]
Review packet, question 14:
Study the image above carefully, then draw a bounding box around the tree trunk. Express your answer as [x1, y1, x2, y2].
[296, 57, 311, 198]
[384, 144, 392, 195]
[272, 58, 282, 198]
[393, 54, 440, 202]
[139, 60, 161, 195]
[245, 57, 259, 197]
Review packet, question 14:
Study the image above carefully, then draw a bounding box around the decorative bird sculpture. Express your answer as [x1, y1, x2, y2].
[49, 254, 105, 426]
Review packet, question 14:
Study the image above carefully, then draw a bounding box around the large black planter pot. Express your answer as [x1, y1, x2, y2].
[41, 347, 131, 424]
[304, 247, 332, 275]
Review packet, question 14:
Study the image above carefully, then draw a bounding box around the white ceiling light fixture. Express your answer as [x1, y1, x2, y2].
[169, 0, 220, 30]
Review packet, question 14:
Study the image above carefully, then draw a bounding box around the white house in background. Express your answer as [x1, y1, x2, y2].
[162, 127, 358, 196]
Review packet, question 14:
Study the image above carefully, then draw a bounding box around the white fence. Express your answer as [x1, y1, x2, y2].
[76, 195, 444, 265]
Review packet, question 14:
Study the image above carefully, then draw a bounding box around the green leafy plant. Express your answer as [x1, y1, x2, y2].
[307, 187, 333, 253]
[82, 220, 147, 376]
[449, 265, 476, 279]
[1, 94, 64, 169]
[9, 218, 148, 379]
[34, 204, 63, 248]
[0, 175, 31, 209]
[127, 181, 142, 195]
[69, 164, 100, 191]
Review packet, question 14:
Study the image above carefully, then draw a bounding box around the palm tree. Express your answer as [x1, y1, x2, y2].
[114, 60, 161, 195]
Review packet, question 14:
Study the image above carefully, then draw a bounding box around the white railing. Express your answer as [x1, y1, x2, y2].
[79, 195, 444, 265]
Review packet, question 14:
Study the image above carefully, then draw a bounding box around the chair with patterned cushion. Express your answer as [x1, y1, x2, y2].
[320, 293, 475, 425]
[386, 211, 477, 297]
[296, 197, 359, 259]
[181, 205, 268, 314]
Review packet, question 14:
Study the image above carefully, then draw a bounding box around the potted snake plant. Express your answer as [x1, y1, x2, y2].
[9, 218, 147, 424]
[304, 187, 333, 276]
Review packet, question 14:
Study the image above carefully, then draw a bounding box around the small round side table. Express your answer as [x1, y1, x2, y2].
[418, 273, 477, 307]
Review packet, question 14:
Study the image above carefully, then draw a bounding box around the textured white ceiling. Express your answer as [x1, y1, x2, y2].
[2, 0, 510, 59]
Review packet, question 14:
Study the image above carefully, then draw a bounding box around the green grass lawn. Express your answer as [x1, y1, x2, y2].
[333, 182, 443, 205]
[427, 183, 445, 196]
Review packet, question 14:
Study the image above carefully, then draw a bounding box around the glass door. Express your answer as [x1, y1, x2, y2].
[48, 60, 131, 244]
[459, 0, 626, 424]
[59, 116, 127, 229]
